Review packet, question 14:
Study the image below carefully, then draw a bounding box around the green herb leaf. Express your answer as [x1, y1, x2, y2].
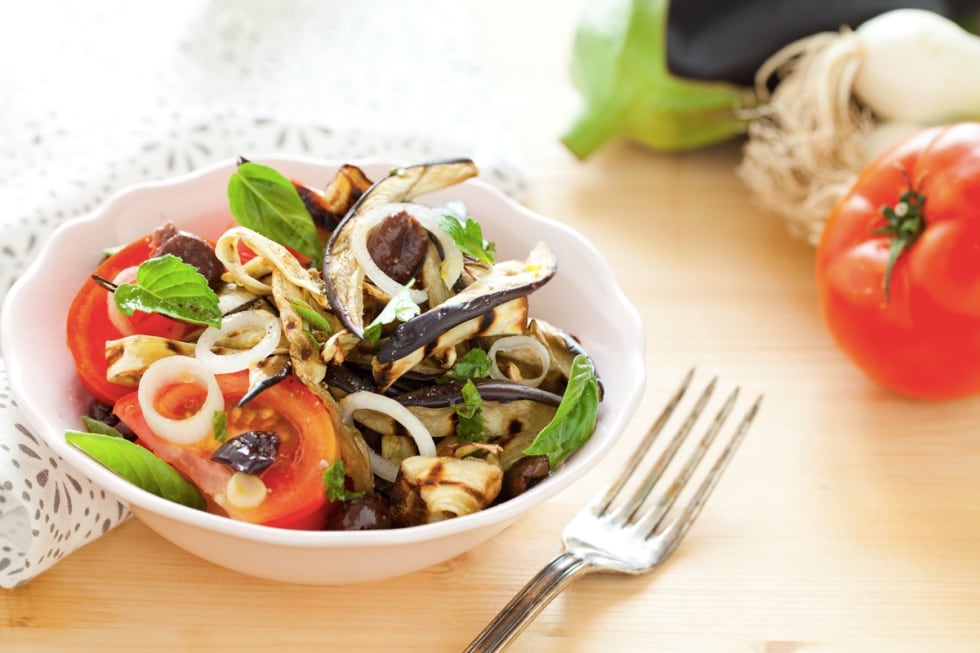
[213, 410, 228, 443]
[66, 431, 206, 510]
[523, 354, 599, 469]
[80, 416, 126, 439]
[323, 459, 364, 502]
[227, 161, 322, 267]
[561, 0, 750, 158]
[290, 298, 333, 334]
[454, 379, 485, 442]
[113, 254, 222, 328]
[440, 348, 492, 383]
[363, 280, 421, 343]
[435, 214, 496, 265]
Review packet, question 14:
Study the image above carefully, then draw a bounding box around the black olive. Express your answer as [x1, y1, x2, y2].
[211, 431, 280, 475]
[367, 210, 429, 284]
[502, 455, 550, 500]
[324, 492, 393, 531]
[150, 223, 225, 290]
[89, 401, 136, 440]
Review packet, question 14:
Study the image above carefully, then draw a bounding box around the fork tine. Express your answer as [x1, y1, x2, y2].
[604, 375, 718, 525]
[592, 368, 695, 516]
[631, 386, 739, 536]
[653, 394, 762, 558]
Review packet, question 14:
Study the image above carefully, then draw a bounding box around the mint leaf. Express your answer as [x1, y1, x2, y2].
[523, 354, 599, 469]
[323, 459, 364, 502]
[440, 348, 492, 383]
[454, 379, 485, 442]
[113, 254, 222, 328]
[228, 161, 322, 267]
[66, 431, 206, 510]
[435, 214, 496, 265]
[364, 280, 421, 343]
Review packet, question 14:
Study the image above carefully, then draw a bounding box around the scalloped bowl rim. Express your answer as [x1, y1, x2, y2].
[1, 154, 645, 577]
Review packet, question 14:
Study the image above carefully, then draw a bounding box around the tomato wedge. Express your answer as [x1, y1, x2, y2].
[114, 370, 339, 530]
[66, 236, 194, 404]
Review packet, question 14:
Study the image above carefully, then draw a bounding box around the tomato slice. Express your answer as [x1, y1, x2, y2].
[66, 236, 194, 405]
[114, 371, 339, 530]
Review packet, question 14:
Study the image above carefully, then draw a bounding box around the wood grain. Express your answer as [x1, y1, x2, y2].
[5, 2, 980, 651]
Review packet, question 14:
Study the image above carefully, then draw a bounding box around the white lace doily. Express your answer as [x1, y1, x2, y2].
[0, 0, 526, 588]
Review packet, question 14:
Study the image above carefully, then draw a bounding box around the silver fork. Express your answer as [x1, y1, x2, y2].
[463, 369, 762, 652]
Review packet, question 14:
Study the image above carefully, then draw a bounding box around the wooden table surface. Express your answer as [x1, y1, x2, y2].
[7, 2, 980, 651]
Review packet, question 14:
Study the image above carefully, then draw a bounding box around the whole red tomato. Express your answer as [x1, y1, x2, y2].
[816, 122, 980, 399]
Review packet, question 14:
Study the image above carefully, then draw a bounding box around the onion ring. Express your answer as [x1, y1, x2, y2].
[137, 355, 224, 445]
[106, 266, 139, 336]
[195, 309, 281, 375]
[488, 335, 551, 388]
[340, 391, 437, 463]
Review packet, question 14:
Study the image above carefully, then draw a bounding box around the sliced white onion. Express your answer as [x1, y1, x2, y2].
[106, 266, 139, 336]
[225, 472, 268, 510]
[488, 335, 552, 388]
[369, 450, 401, 483]
[351, 202, 464, 304]
[194, 309, 281, 375]
[137, 355, 224, 445]
[340, 391, 437, 460]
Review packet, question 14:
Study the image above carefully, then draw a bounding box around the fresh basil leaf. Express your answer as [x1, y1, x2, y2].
[227, 161, 322, 267]
[66, 431, 206, 510]
[435, 214, 496, 265]
[524, 354, 599, 469]
[440, 348, 492, 383]
[113, 254, 222, 328]
[323, 459, 364, 502]
[81, 416, 126, 439]
[454, 379, 485, 442]
[364, 280, 421, 343]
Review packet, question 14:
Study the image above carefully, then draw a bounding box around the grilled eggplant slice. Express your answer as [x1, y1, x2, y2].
[323, 158, 479, 337]
[378, 241, 557, 363]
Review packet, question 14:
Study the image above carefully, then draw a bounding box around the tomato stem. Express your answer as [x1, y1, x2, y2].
[872, 167, 926, 304]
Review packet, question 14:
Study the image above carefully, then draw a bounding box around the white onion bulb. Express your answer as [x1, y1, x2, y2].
[137, 355, 224, 445]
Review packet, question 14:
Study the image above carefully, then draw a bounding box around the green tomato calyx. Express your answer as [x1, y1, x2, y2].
[873, 168, 926, 305]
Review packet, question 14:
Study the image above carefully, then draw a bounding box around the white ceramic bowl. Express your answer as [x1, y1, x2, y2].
[1, 155, 645, 584]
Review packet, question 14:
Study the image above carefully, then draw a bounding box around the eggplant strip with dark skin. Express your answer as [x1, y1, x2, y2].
[294, 163, 373, 233]
[377, 241, 557, 363]
[323, 158, 480, 338]
[526, 317, 604, 399]
[341, 378, 560, 455]
[372, 297, 530, 392]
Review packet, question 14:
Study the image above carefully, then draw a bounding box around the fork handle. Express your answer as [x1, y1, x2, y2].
[463, 552, 593, 652]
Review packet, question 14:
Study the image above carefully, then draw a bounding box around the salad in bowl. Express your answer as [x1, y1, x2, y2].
[1, 155, 644, 583]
